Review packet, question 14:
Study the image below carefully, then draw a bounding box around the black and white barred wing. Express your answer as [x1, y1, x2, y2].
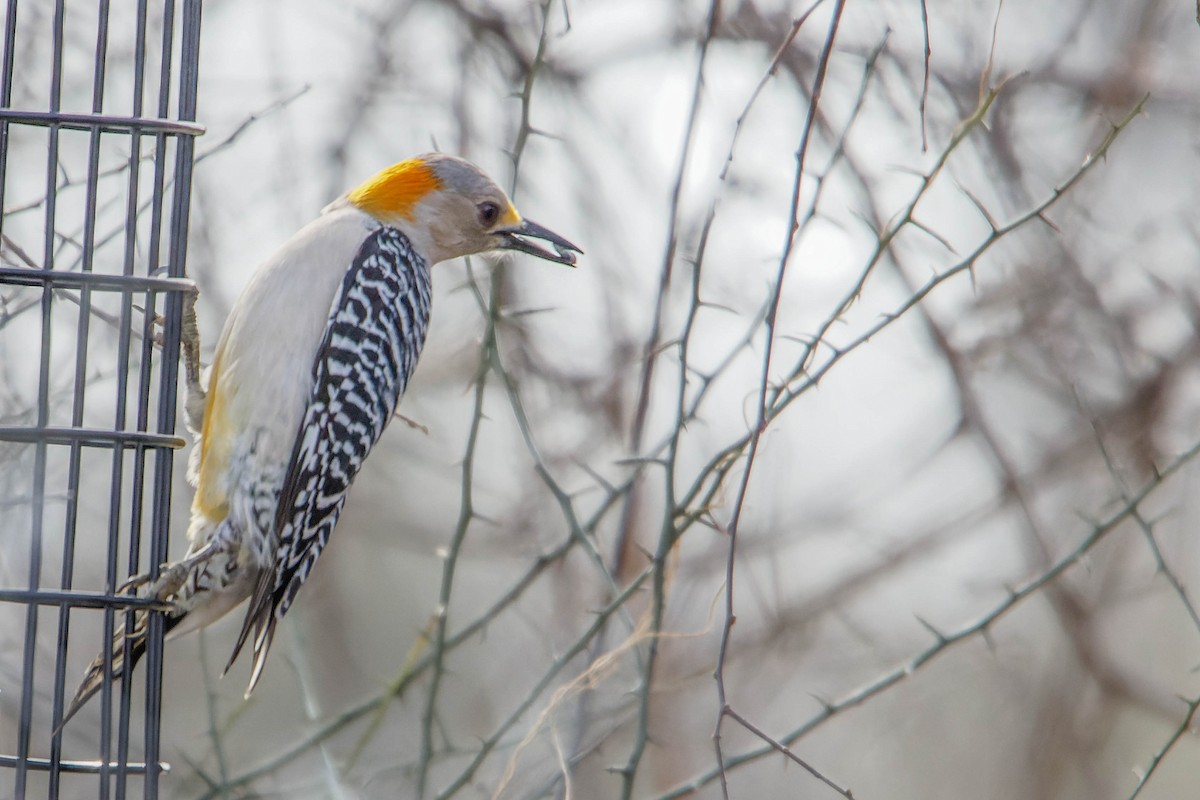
[228, 226, 433, 693]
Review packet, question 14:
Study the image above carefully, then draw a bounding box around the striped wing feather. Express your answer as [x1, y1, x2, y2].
[226, 226, 432, 693]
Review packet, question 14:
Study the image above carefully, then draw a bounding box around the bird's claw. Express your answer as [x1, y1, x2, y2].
[116, 571, 153, 595]
[116, 560, 190, 609]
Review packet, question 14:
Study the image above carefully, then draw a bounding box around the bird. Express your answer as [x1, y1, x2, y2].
[60, 153, 581, 729]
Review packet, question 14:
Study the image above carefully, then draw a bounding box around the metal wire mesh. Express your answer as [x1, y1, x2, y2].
[0, 1, 202, 797]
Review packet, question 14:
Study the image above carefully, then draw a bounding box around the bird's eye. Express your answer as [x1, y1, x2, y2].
[477, 201, 501, 227]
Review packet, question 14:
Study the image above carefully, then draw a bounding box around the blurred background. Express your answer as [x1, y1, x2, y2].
[3, 0, 1200, 798]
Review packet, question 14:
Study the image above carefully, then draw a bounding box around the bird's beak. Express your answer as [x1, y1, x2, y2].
[497, 219, 582, 266]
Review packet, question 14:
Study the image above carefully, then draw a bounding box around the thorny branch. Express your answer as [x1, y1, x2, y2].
[713, 2, 847, 797]
[658, 435, 1200, 799]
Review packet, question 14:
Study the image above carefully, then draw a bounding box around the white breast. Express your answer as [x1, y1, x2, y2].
[197, 205, 383, 549]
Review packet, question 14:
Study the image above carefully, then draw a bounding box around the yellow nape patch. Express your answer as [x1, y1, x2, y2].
[347, 159, 443, 222]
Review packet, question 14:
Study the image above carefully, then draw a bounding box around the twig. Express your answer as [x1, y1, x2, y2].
[713, 3, 846, 796]
[918, 0, 931, 151]
[724, 705, 854, 799]
[1126, 696, 1200, 800]
[616, 4, 723, 796]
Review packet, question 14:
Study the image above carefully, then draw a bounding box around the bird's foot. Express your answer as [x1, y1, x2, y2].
[115, 566, 186, 613]
[116, 541, 217, 612]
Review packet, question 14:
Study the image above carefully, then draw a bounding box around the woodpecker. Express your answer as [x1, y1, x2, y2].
[61, 153, 580, 727]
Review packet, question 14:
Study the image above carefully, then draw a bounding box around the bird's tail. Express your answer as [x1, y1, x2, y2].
[56, 604, 184, 734]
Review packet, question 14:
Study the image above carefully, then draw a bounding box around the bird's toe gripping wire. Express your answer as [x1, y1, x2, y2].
[117, 539, 217, 608]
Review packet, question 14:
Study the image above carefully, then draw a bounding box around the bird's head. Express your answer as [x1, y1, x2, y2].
[343, 153, 581, 267]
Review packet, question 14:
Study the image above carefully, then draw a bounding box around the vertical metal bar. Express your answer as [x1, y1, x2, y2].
[48, 4, 111, 796]
[115, 0, 175, 786]
[0, 0, 18, 244]
[16, 2, 66, 796]
[1, 5, 20, 800]
[0, 6, 20, 800]
[121, 0, 178, 786]
[97, 0, 148, 790]
[135, 3, 186, 796]
[1, 0, 21, 796]
[142, 4, 201, 797]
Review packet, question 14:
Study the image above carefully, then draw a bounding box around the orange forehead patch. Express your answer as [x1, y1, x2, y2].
[347, 158, 443, 221]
